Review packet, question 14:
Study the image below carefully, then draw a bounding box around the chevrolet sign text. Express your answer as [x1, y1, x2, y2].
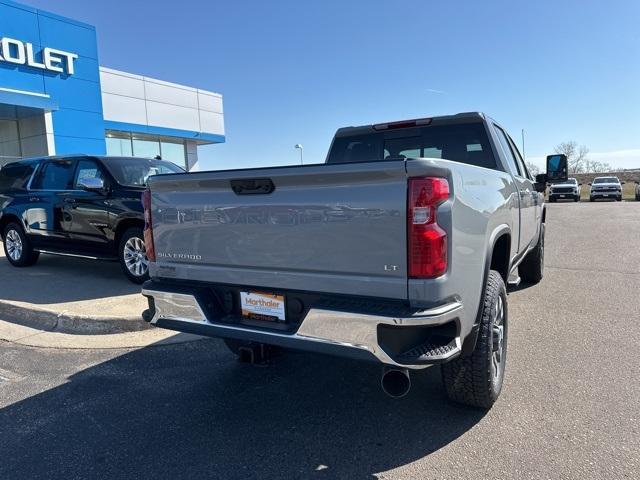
[0, 37, 78, 75]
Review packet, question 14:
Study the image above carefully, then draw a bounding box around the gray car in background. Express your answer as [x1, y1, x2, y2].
[589, 176, 623, 202]
[139, 112, 565, 408]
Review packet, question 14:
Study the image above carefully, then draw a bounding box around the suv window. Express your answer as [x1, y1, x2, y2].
[506, 134, 531, 180]
[103, 157, 183, 187]
[493, 125, 521, 176]
[74, 159, 105, 189]
[0, 163, 35, 191]
[593, 177, 619, 184]
[32, 160, 76, 190]
[326, 123, 497, 169]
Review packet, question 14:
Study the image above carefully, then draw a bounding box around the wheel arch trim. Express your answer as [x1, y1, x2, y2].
[461, 224, 511, 356]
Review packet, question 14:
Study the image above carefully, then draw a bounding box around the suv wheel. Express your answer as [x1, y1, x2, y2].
[2, 223, 39, 267]
[442, 270, 507, 409]
[119, 227, 149, 284]
[518, 223, 545, 284]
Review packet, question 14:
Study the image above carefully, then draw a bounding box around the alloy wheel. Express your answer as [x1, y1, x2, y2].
[491, 294, 505, 381]
[6, 229, 23, 262]
[123, 236, 148, 277]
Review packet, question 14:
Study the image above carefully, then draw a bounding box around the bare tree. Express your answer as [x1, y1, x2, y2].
[526, 161, 540, 177]
[555, 141, 589, 173]
[583, 159, 612, 173]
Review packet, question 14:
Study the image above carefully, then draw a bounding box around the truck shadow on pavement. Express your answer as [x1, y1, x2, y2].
[0, 339, 487, 479]
[0, 252, 138, 305]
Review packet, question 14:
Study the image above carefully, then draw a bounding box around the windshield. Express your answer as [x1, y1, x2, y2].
[593, 177, 619, 184]
[558, 178, 577, 185]
[103, 157, 184, 187]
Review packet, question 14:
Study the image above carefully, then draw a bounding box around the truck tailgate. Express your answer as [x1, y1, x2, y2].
[148, 161, 408, 299]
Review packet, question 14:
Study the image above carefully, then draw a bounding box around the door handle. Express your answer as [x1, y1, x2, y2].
[29, 196, 40, 202]
[64, 198, 78, 208]
[230, 178, 276, 195]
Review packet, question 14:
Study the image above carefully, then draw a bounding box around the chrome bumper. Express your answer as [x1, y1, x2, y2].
[142, 286, 463, 369]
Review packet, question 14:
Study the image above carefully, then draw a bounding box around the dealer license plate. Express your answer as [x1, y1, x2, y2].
[603, 194, 609, 197]
[240, 291, 286, 322]
[560, 194, 566, 198]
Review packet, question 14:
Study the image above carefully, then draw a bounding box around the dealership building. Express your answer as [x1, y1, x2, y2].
[0, 0, 225, 170]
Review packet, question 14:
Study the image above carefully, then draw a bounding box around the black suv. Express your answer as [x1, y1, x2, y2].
[0, 155, 183, 283]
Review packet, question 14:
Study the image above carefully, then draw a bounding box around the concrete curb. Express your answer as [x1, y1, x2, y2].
[0, 299, 152, 335]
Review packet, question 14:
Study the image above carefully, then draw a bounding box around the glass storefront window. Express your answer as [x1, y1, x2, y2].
[105, 130, 187, 169]
[160, 141, 186, 166]
[106, 132, 133, 156]
[132, 136, 161, 159]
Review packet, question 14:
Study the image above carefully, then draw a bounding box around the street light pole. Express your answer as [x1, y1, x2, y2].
[294, 144, 303, 165]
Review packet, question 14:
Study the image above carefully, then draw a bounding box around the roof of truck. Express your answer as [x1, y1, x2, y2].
[334, 112, 487, 137]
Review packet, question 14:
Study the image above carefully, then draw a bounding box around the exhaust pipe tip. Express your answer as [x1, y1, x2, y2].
[381, 367, 411, 399]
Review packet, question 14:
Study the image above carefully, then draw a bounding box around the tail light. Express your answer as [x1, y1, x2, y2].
[142, 188, 156, 262]
[408, 177, 449, 278]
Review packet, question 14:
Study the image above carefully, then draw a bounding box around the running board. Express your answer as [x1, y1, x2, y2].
[35, 249, 117, 261]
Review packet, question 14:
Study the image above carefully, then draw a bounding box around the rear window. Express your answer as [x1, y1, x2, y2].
[0, 163, 35, 191]
[593, 177, 619, 184]
[326, 123, 496, 169]
[103, 157, 184, 187]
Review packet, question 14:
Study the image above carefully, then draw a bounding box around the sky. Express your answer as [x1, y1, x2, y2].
[25, 0, 640, 171]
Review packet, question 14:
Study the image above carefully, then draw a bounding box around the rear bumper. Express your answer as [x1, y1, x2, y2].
[141, 282, 464, 369]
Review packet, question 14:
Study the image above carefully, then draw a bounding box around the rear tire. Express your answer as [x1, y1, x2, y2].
[441, 270, 507, 409]
[519, 223, 545, 284]
[574, 196, 580, 202]
[118, 227, 149, 284]
[2, 223, 39, 267]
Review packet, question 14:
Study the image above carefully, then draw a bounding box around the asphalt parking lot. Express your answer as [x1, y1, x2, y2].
[1, 202, 639, 479]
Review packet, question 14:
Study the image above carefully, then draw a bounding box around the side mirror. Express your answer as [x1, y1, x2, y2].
[588, 183, 592, 186]
[579, 183, 583, 186]
[534, 173, 547, 193]
[621, 181, 626, 185]
[79, 177, 105, 192]
[546, 154, 568, 183]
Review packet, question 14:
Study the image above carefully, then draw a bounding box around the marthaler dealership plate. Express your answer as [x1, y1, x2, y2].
[240, 292, 286, 322]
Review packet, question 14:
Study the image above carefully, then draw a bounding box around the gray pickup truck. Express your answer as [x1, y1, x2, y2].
[140, 112, 566, 408]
